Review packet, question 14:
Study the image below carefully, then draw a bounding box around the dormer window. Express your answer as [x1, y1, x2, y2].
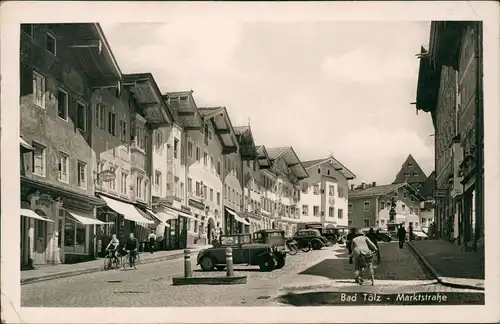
[46, 32, 57, 56]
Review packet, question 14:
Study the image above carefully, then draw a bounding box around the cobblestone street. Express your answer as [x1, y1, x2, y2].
[22, 243, 484, 307]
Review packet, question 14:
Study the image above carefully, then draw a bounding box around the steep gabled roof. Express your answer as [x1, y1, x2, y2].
[419, 170, 436, 200]
[349, 182, 426, 201]
[198, 106, 239, 154]
[301, 155, 356, 180]
[233, 125, 257, 160]
[393, 154, 428, 184]
[266, 146, 308, 180]
[256, 145, 271, 169]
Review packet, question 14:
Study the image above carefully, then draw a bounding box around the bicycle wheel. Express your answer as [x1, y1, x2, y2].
[301, 243, 311, 253]
[287, 244, 298, 256]
[103, 256, 111, 270]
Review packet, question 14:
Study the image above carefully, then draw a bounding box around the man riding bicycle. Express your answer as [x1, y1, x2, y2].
[349, 228, 378, 285]
[124, 233, 139, 268]
[105, 234, 120, 267]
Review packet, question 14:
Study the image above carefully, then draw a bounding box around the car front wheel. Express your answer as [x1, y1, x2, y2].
[200, 256, 215, 271]
[259, 254, 276, 272]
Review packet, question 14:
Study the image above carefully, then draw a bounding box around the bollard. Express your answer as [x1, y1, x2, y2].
[184, 249, 192, 278]
[225, 247, 234, 277]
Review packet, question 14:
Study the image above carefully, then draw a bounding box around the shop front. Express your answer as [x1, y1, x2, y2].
[96, 195, 154, 257]
[224, 206, 250, 234]
[163, 206, 198, 250]
[187, 198, 207, 245]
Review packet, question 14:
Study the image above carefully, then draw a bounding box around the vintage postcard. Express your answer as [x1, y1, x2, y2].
[1, 1, 499, 323]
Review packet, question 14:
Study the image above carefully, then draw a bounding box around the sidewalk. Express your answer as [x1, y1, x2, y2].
[408, 240, 484, 291]
[21, 245, 210, 285]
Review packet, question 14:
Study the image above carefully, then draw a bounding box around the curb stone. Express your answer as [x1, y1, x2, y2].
[21, 250, 200, 285]
[407, 241, 484, 291]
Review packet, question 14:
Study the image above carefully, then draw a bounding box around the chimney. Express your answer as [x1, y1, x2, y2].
[350, 184, 355, 191]
[361, 182, 366, 189]
[372, 181, 376, 187]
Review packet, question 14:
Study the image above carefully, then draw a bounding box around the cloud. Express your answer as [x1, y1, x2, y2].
[321, 46, 420, 84]
[101, 21, 434, 185]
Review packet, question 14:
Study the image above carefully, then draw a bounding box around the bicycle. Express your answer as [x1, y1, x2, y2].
[286, 239, 299, 255]
[103, 250, 121, 270]
[355, 252, 375, 286]
[122, 250, 141, 270]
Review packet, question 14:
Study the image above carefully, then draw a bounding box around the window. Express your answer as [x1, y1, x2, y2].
[410, 207, 414, 215]
[64, 216, 87, 253]
[196, 147, 200, 161]
[313, 206, 319, 216]
[217, 192, 221, 206]
[171, 138, 178, 159]
[154, 131, 162, 151]
[203, 152, 208, 166]
[338, 209, 344, 219]
[217, 161, 221, 175]
[46, 32, 57, 55]
[338, 187, 344, 198]
[155, 171, 162, 194]
[120, 120, 128, 143]
[348, 203, 353, 214]
[32, 143, 46, 177]
[136, 177, 143, 198]
[329, 207, 335, 217]
[329, 185, 335, 196]
[387, 201, 391, 209]
[77, 161, 87, 189]
[210, 156, 214, 170]
[210, 188, 214, 202]
[364, 219, 370, 227]
[403, 191, 407, 198]
[204, 185, 208, 200]
[408, 162, 413, 168]
[317, 168, 320, 174]
[120, 172, 128, 194]
[327, 169, 330, 175]
[302, 205, 308, 216]
[380, 201, 385, 210]
[109, 166, 116, 191]
[33, 71, 46, 108]
[364, 201, 370, 211]
[402, 204, 406, 212]
[313, 185, 320, 195]
[187, 141, 193, 158]
[58, 153, 69, 183]
[180, 182, 184, 199]
[21, 24, 33, 37]
[174, 178, 180, 197]
[415, 207, 419, 215]
[136, 127, 145, 150]
[95, 103, 105, 129]
[74, 102, 86, 131]
[187, 178, 192, 194]
[108, 111, 116, 136]
[232, 189, 235, 203]
[57, 89, 68, 120]
[196, 182, 201, 196]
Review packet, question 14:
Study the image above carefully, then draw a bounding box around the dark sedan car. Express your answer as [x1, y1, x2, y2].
[361, 227, 392, 242]
[196, 233, 286, 272]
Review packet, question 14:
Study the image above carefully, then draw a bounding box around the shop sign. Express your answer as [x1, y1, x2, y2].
[189, 198, 205, 210]
[98, 170, 116, 182]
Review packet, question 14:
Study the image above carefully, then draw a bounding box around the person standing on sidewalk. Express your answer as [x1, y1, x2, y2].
[397, 223, 407, 249]
[366, 227, 380, 263]
[148, 230, 156, 254]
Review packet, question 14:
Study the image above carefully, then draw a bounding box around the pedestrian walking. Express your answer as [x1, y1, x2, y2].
[366, 227, 381, 263]
[148, 230, 156, 254]
[346, 228, 356, 264]
[408, 222, 414, 241]
[397, 223, 407, 249]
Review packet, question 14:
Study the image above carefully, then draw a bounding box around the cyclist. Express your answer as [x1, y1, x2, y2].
[105, 234, 120, 267]
[124, 233, 139, 268]
[350, 228, 378, 284]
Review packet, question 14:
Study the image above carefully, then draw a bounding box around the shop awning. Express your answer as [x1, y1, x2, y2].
[225, 207, 250, 225]
[21, 209, 54, 222]
[20, 137, 34, 151]
[100, 196, 154, 224]
[67, 210, 111, 225]
[145, 209, 171, 227]
[174, 209, 204, 222]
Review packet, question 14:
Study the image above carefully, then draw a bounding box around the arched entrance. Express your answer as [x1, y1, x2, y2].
[207, 217, 215, 244]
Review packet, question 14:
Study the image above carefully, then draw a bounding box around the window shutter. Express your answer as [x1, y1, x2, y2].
[20, 45, 33, 96]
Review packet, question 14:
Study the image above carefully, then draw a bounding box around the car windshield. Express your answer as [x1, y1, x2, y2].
[268, 232, 283, 238]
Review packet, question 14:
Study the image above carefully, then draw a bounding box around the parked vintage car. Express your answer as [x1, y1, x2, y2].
[411, 230, 428, 240]
[361, 227, 392, 242]
[252, 229, 286, 249]
[196, 233, 286, 272]
[293, 229, 328, 250]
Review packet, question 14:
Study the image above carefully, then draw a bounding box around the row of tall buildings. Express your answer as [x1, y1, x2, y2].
[414, 21, 484, 251]
[19, 23, 356, 267]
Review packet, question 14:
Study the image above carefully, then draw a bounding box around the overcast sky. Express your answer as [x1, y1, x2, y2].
[101, 21, 434, 185]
